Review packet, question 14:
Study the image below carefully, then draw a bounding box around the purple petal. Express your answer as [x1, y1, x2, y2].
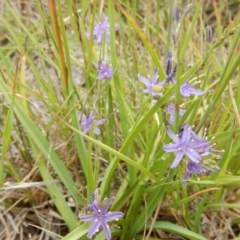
[97, 73, 105, 80]
[166, 127, 181, 144]
[96, 119, 106, 125]
[87, 220, 101, 238]
[83, 127, 90, 134]
[183, 88, 205, 97]
[80, 214, 96, 222]
[183, 170, 191, 181]
[181, 125, 191, 144]
[180, 82, 205, 97]
[167, 118, 174, 126]
[189, 140, 209, 149]
[94, 127, 100, 135]
[137, 74, 151, 88]
[159, 80, 166, 86]
[89, 112, 94, 121]
[96, 34, 102, 43]
[182, 171, 190, 187]
[100, 219, 111, 240]
[184, 149, 201, 162]
[102, 197, 115, 213]
[101, 16, 109, 28]
[179, 108, 186, 116]
[105, 212, 123, 221]
[142, 89, 152, 94]
[190, 131, 202, 141]
[105, 33, 111, 42]
[171, 151, 184, 168]
[92, 201, 101, 213]
[163, 143, 181, 152]
[152, 68, 159, 85]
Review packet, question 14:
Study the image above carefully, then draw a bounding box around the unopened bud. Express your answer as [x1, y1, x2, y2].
[165, 52, 172, 75]
[172, 34, 177, 46]
[184, 3, 194, 16]
[206, 26, 213, 43]
[174, 6, 180, 22]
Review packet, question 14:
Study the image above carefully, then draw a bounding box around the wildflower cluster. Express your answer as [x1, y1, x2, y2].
[79, 15, 118, 135]
[78, 5, 223, 239]
[136, 5, 220, 187]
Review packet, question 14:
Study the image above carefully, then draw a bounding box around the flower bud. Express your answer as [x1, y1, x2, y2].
[184, 3, 194, 16]
[206, 25, 213, 43]
[165, 52, 172, 75]
[174, 6, 180, 22]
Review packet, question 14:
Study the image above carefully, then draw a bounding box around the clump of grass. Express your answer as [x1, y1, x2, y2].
[0, 0, 240, 239]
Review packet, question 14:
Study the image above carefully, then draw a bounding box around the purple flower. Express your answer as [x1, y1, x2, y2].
[166, 104, 186, 125]
[179, 125, 222, 158]
[183, 160, 209, 187]
[80, 197, 123, 240]
[96, 59, 113, 80]
[86, 15, 118, 43]
[163, 126, 202, 168]
[137, 68, 165, 97]
[79, 112, 106, 135]
[165, 52, 177, 84]
[180, 80, 205, 97]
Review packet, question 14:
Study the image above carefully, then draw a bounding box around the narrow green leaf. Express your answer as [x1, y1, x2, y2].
[61, 223, 90, 240]
[148, 221, 208, 240]
[0, 80, 84, 206]
[0, 97, 14, 185]
[115, 1, 165, 80]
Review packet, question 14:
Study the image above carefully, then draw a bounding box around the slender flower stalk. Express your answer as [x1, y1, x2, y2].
[80, 196, 123, 240]
[79, 112, 106, 135]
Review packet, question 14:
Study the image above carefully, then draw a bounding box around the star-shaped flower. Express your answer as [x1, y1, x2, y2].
[96, 59, 113, 80]
[163, 126, 202, 168]
[79, 112, 106, 135]
[86, 15, 118, 43]
[180, 80, 205, 97]
[137, 68, 165, 97]
[80, 197, 123, 240]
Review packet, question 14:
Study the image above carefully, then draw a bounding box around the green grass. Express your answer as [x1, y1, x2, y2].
[0, 0, 240, 239]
